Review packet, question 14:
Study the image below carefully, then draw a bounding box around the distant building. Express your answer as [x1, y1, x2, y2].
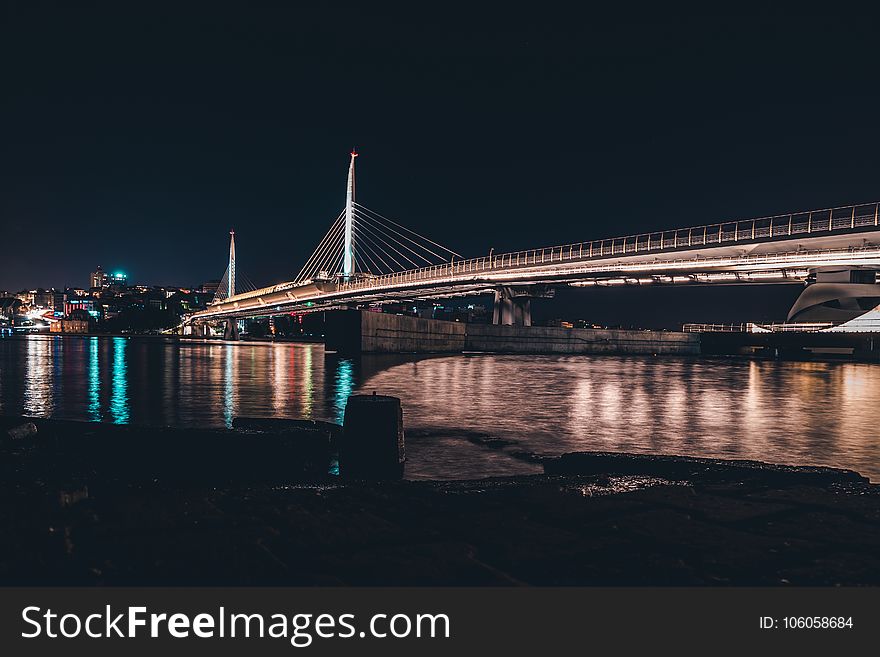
[33, 288, 53, 308]
[30, 288, 66, 313]
[199, 279, 221, 295]
[65, 296, 98, 319]
[50, 319, 89, 334]
[176, 290, 210, 313]
[89, 267, 127, 289]
[0, 297, 23, 320]
[90, 265, 107, 289]
[107, 272, 128, 288]
[52, 291, 66, 314]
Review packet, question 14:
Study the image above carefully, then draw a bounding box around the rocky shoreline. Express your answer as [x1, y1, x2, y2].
[1, 415, 878, 585]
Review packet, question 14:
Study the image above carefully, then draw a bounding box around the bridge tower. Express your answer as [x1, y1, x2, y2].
[343, 149, 357, 279]
[227, 230, 236, 298]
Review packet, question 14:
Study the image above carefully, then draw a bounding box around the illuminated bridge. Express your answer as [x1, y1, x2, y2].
[187, 152, 880, 335]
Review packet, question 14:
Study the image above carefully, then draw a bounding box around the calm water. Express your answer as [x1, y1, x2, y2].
[1, 335, 878, 481]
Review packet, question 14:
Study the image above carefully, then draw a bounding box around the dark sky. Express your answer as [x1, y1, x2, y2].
[2, 4, 879, 324]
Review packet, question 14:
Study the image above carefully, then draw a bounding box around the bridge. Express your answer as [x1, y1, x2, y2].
[187, 152, 880, 335]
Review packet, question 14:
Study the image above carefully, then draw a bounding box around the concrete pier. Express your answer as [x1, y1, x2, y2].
[223, 318, 240, 340]
[326, 310, 466, 354]
[325, 310, 700, 355]
[491, 285, 554, 326]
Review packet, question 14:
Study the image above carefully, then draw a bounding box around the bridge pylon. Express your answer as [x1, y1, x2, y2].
[492, 286, 555, 326]
[228, 230, 236, 298]
[343, 149, 357, 279]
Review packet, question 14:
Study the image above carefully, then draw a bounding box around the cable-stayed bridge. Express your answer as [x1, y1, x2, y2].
[188, 152, 880, 333]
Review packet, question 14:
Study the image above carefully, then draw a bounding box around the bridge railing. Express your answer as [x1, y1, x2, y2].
[338, 201, 880, 294]
[682, 323, 749, 333]
[683, 322, 835, 333]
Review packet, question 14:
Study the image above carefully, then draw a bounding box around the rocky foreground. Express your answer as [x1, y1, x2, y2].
[1, 416, 878, 586]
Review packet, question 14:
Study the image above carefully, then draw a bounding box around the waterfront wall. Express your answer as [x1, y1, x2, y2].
[325, 311, 700, 355]
[325, 310, 466, 354]
[465, 323, 700, 355]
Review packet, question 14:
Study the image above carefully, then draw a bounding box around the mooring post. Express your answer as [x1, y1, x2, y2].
[339, 394, 405, 479]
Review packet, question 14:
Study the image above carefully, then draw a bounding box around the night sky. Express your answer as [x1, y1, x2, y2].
[2, 4, 879, 326]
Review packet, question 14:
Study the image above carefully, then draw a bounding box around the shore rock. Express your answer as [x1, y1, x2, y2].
[1, 415, 878, 586]
[544, 451, 868, 486]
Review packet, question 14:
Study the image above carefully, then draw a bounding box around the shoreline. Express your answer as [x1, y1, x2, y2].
[8, 330, 880, 366]
[1, 332, 325, 344]
[1, 415, 878, 585]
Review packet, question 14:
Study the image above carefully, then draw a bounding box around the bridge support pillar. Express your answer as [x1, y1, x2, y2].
[223, 318, 240, 341]
[190, 322, 206, 337]
[492, 286, 554, 326]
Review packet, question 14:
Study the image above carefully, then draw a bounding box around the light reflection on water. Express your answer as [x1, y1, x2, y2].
[223, 342, 235, 428]
[88, 337, 100, 421]
[1, 335, 879, 481]
[110, 337, 129, 424]
[364, 354, 880, 481]
[23, 336, 53, 416]
[333, 359, 355, 424]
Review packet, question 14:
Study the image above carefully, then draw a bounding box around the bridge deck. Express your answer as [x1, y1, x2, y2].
[192, 202, 880, 320]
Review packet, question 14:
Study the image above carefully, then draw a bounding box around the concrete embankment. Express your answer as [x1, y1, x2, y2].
[465, 323, 699, 354]
[1, 415, 878, 586]
[326, 310, 467, 353]
[326, 310, 700, 355]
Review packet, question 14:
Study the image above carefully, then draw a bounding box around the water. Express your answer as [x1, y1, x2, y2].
[1, 334, 878, 481]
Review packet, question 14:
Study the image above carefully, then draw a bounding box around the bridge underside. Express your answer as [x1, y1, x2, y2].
[787, 267, 880, 323]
